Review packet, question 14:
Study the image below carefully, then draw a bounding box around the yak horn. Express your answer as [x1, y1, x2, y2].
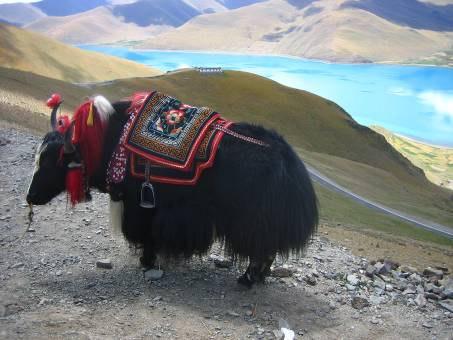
[49, 99, 63, 131]
[64, 121, 75, 153]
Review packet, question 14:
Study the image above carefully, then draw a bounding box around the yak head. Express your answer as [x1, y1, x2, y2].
[26, 96, 78, 205]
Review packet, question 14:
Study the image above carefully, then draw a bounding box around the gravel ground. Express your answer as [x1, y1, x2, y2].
[1, 124, 452, 340]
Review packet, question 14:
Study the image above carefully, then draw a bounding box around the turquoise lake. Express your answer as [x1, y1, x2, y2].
[81, 45, 453, 147]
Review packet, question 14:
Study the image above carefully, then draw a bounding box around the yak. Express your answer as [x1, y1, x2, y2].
[26, 92, 318, 287]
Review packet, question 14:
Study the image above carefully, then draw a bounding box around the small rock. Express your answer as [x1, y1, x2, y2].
[351, 296, 370, 310]
[304, 275, 317, 286]
[226, 311, 240, 317]
[438, 300, 453, 313]
[441, 277, 453, 299]
[144, 269, 164, 281]
[10, 262, 24, 269]
[370, 318, 379, 324]
[272, 267, 293, 278]
[408, 273, 422, 284]
[96, 259, 112, 269]
[346, 284, 356, 291]
[422, 322, 433, 329]
[415, 294, 427, 307]
[373, 277, 386, 290]
[403, 286, 417, 295]
[400, 265, 418, 273]
[425, 292, 440, 300]
[423, 267, 444, 278]
[365, 265, 376, 277]
[347, 274, 359, 286]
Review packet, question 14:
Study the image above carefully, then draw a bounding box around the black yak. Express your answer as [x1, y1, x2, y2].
[26, 92, 318, 287]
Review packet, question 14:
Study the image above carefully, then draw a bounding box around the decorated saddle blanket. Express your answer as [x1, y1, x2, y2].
[107, 91, 233, 186]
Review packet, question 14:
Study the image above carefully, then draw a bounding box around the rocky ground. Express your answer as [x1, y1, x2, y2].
[1, 123, 453, 339]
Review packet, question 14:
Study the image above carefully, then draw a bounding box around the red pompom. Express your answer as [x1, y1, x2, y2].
[65, 165, 84, 206]
[56, 115, 71, 134]
[46, 93, 62, 108]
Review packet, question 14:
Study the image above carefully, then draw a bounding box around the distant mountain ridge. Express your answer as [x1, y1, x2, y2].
[2, 0, 453, 64]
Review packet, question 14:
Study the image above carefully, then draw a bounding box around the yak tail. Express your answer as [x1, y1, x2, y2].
[214, 123, 319, 261]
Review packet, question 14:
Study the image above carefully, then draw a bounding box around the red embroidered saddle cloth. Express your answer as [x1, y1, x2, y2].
[107, 91, 232, 186]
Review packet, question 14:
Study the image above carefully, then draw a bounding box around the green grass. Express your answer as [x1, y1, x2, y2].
[1, 67, 452, 245]
[315, 183, 453, 247]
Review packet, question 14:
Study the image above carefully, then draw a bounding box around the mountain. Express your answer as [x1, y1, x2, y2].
[111, 0, 201, 27]
[216, 0, 267, 9]
[25, 7, 171, 44]
[183, 0, 227, 13]
[0, 23, 162, 82]
[139, 0, 453, 64]
[33, 0, 109, 17]
[0, 3, 46, 26]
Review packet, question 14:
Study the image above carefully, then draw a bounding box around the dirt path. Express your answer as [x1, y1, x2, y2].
[0, 124, 452, 339]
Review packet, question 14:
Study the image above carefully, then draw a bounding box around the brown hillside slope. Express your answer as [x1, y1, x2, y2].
[0, 23, 162, 82]
[139, 0, 453, 64]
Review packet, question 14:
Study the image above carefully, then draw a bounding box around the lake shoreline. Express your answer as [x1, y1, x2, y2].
[79, 42, 453, 69]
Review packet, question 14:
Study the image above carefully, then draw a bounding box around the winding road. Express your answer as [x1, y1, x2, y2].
[306, 165, 453, 239]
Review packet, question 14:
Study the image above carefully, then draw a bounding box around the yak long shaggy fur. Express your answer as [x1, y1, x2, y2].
[27, 97, 318, 286]
[95, 101, 319, 266]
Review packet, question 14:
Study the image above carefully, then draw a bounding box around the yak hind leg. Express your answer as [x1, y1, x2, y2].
[237, 254, 276, 288]
[140, 239, 157, 269]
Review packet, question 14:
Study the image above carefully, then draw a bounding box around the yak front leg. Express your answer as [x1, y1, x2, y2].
[237, 254, 276, 288]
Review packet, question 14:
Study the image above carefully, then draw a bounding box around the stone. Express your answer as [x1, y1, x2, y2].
[423, 267, 444, 278]
[304, 275, 317, 286]
[144, 269, 164, 281]
[425, 292, 440, 300]
[394, 280, 408, 291]
[273, 329, 284, 339]
[346, 284, 356, 291]
[438, 300, 453, 313]
[351, 297, 370, 310]
[373, 277, 386, 290]
[365, 265, 376, 277]
[415, 294, 427, 307]
[226, 311, 240, 317]
[422, 322, 433, 329]
[10, 262, 24, 269]
[441, 277, 453, 299]
[96, 259, 112, 269]
[369, 295, 384, 305]
[402, 286, 417, 295]
[272, 267, 293, 278]
[408, 273, 422, 284]
[400, 265, 418, 273]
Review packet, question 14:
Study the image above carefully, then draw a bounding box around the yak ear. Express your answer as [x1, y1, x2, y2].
[64, 122, 75, 154]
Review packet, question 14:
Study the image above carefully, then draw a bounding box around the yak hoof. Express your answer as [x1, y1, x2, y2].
[139, 256, 155, 269]
[237, 273, 255, 288]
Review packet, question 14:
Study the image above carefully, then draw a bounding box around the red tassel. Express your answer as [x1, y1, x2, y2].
[65, 165, 84, 206]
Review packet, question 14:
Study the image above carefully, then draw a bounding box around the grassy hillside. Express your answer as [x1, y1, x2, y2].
[0, 67, 452, 238]
[372, 126, 453, 190]
[0, 23, 162, 83]
[138, 0, 453, 64]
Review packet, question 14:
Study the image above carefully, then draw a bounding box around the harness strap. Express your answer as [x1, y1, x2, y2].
[212, 124, 269, 147]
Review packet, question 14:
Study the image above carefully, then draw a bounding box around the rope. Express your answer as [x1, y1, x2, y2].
[212, 124, 269, 147]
